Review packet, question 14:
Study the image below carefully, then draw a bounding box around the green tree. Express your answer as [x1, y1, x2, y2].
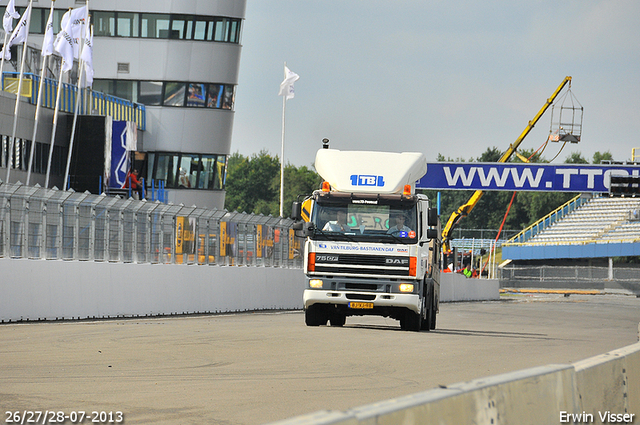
[565, 151, 588, 164]
[224, 151, 280, 215]
[224, 151, 322, 217]
[284, 164, 323, 214]
[592, 151, 613, 164]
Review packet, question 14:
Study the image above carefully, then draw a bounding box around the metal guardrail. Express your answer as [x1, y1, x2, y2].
[2, 72, 146, 131]
[0, 182, 302, 267]
[499, 264, 640, 283]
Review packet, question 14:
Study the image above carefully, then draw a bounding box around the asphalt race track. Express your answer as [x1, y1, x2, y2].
[1, 293, 639, 424]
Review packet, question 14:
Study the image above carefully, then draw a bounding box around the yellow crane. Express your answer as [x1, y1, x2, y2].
[441, 76, 573, 253]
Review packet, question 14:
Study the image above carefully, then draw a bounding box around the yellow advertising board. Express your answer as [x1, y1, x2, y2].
[219, 222, 227, 257]
[288, 229, 296, 260]
[256, 224, 263, 258]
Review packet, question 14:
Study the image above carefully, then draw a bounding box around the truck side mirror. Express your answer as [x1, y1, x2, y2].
[291, 201, 302, 220]
[427, 228, 438, 240]
[428, 208, 438, 227]
[303, 222, 316, 237]
[293, 221, 315, 237]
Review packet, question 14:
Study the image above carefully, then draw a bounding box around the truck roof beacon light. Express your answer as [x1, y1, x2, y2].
[322, 181, 331, 192]
[322, 138, 329, 149]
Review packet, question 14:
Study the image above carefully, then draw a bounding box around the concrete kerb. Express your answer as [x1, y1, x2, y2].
[265, 342, 640, 425]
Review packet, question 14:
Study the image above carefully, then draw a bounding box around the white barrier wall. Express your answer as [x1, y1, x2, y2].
[440, 272, 499, 302]
[269, 342, 640, 425]
[0, 259, 305, 322]
[0, 258, 499, 322]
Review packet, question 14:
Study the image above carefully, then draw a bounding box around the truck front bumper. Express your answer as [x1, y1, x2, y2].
[303, 289, 421, 314]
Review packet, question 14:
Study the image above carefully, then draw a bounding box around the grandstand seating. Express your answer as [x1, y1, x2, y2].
[527, 197, 640, 244]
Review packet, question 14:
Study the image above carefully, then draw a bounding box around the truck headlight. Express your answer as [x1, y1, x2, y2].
[399, 284, 414, 293]
[309, 279, 324, 289]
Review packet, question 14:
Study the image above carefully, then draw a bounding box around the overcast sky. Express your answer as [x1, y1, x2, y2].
[231, 0, 640, 169]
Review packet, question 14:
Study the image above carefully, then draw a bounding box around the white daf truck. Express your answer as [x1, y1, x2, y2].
[292, 147, 441, 331]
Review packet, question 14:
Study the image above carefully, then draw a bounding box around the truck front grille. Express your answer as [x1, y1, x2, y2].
[313, 253, 410, 276]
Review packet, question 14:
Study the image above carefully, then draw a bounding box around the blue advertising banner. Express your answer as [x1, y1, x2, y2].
[109, 121, 131, 188]
[417, 163, 640, 192]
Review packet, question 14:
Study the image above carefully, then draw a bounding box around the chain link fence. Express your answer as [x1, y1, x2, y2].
[0, 182, 303, 268]
[500, 264, 640, 287]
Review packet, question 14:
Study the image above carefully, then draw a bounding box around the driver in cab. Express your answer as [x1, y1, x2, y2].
[387, 212, 411, 235]
[323, 210, 350, 232]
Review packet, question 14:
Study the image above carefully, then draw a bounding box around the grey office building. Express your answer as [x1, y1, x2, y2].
[0, 0, 246, 210]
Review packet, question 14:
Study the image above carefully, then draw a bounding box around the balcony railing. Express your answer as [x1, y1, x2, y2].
[2, 72, 146, 131]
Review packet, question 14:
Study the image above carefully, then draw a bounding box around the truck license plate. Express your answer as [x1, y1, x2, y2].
[349, 302, 374, 309]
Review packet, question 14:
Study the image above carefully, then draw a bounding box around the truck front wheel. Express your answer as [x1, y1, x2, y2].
[400, 308, 421, 331]
[305, 304, 328, 326]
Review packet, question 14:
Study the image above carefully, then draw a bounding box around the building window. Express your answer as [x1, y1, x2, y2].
[187, 83, 206, 107]
[25, 8, 242, 44]
[117, 12, 139, 37]
[94, 11, 116, 36]
[141, 13, 171, 39]
[207, 84, 223, 108]
[148, 152, 226, 191]
[139, 81, 163, 106]
[94, 79, 236, 110]
[163, 82, 185, 107]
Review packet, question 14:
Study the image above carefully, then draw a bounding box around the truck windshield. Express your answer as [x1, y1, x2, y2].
[312, 197, 417, 243]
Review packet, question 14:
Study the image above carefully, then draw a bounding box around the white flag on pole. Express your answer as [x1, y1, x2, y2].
[1, 2, 31, 60]
[3, 0, 19, 33]
[278, 65, 299, 100]
[80, 20, 93, 87]
[41, 7, 55, 57]
[54, 9, 76, 72]
[60, 6, 87, 58]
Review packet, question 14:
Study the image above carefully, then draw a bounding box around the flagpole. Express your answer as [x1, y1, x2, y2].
[5, 0, 32, 184]
[279, 63, 287, 218]
[44, 68, 63, 188]
[27, 0, 55, 186]
[63, 1, 88, 191]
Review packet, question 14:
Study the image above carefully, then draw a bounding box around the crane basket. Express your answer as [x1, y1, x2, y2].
[548, 87, 583, 143]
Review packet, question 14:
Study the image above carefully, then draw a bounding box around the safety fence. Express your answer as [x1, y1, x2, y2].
[2, 72, 146, 131]
[500, 264, 640, 284]
[0, 182, 303, 268]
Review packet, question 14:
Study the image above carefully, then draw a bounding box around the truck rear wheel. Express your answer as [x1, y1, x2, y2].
[305, 304, 328, 326]
[429, 295, 437, 330]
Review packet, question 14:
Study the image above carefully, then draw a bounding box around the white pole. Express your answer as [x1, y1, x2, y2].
[63, 3, 89, 190]
[492, 241, 497, 279]
[471, 238, 475, 273]
[27, 2, 55, 186]
[44, 69, 64, 188]
[279, 62, 286, 218]
[5, 0, 32, 183]
[26, 54, 48, 185]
